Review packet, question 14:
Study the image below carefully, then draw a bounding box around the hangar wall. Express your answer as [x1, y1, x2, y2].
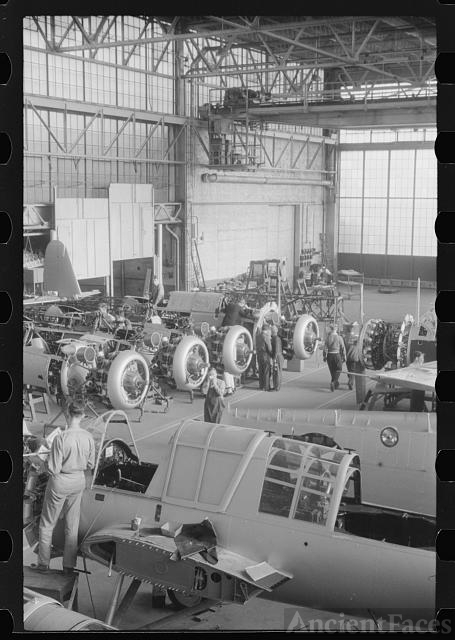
[23, 17, 435, 293]
[189, 126, 331, 284]
[191, 204, 296, 283]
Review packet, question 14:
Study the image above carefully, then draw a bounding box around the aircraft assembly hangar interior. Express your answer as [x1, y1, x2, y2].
[23, 15, 438, 632]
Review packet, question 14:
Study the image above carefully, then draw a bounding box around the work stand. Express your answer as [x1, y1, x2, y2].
[104, 572, 220, 630]
[25, 389, 51, 422]
[24, 566, 79, 611]
[136, 378, 171, 422]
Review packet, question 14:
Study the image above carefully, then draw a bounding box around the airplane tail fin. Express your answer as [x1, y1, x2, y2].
[43, 240, 82, 298]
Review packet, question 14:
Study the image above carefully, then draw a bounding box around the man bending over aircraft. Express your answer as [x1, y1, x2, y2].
[31, 401, 95, 574]
[93, 302, 115, 332]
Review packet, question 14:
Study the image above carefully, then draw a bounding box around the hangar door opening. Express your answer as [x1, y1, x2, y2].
[113, 225, 181, 298]
[196, 204, 295, 285]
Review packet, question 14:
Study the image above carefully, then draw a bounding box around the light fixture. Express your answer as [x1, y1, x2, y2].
[380, 426, 399, 448]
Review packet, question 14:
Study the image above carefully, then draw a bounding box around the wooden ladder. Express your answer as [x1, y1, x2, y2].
[191, 239, 206, 290]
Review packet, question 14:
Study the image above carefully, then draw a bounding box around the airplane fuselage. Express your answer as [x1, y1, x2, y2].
[77, 482, 434, 621]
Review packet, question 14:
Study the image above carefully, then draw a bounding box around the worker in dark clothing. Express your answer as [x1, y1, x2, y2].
[92, 302, 115, 333]
[270, 325, 285, 391]
[31, 401, 95, 574]
[345, 341, 360, 390]
[149, 275, 164, 310]
[256, 325, 273, 391]
[113, 304, 133, 339]
[221, 297, 250, 327]
[323, 324, 346, 391]
[203, 368, 226, 423]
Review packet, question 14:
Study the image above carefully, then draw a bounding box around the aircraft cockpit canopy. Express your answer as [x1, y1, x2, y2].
[259, 437, 360, 529]
[160, 422, 360, 521]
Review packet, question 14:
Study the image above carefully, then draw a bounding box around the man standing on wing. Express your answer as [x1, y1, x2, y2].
[32, 401, 95, 574]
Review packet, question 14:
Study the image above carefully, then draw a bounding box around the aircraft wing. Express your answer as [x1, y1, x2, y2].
[81, 523, 292, 604]
[354, 362, 436, 392]
[24, 290, 100, 306]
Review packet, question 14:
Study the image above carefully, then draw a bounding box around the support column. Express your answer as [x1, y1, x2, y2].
[155, 223, 163, 283]
[323, 141, 339, 275]
[293, 204, 304, 284]
[173, 24, 189, 291]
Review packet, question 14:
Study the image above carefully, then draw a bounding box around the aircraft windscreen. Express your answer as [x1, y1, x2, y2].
[259, 438, 349, 527]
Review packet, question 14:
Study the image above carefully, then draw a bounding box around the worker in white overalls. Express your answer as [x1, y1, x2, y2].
[31, 401, 95, 574]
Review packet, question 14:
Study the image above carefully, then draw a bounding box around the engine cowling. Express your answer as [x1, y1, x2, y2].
[222, 325, 253, 375]
[106, 350, 150, 409]
[204, 325, 253, 376]
[24, 333, 150, 410]
[272, 314, 320, 361]
[141, 326, 210, 391]
[292, 314, 320, 360]
[251, 303, 319, 361]
[172, 336, 210, 391]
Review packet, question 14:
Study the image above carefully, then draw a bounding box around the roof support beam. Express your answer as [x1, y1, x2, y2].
[32, 17, 55, 51]
[256, 32, 298, 93]
[56, 17, 75, 49]
[260, 28, 411, 83]
[24, 94, 187, 126]
[328, 24, 353, 60]
[124, 18, 150, 66]
[355, 20, 379, 58]
[184, 55, 433, 79]
[260, 28, 356, 66]
[72, 17, 92, 46]
[56, 17, 377, 53]
[26, 99, 66, 152]
[238, 98, 436, 128]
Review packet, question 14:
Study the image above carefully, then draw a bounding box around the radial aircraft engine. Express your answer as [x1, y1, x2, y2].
[357, 313, 414, 370]
[139, 290, 252, 389]
[23, 330, 150, 411]
[357, 307, 436, 372]
[141, 293, 320, 387]
[249, 301, 320, 361]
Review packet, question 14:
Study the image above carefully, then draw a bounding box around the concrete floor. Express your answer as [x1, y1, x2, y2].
[342, 284, 434, 323]
[23, 285, 435, 631]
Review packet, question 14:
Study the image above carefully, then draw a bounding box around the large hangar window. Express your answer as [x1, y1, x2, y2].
[338, 128, 437, 263]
